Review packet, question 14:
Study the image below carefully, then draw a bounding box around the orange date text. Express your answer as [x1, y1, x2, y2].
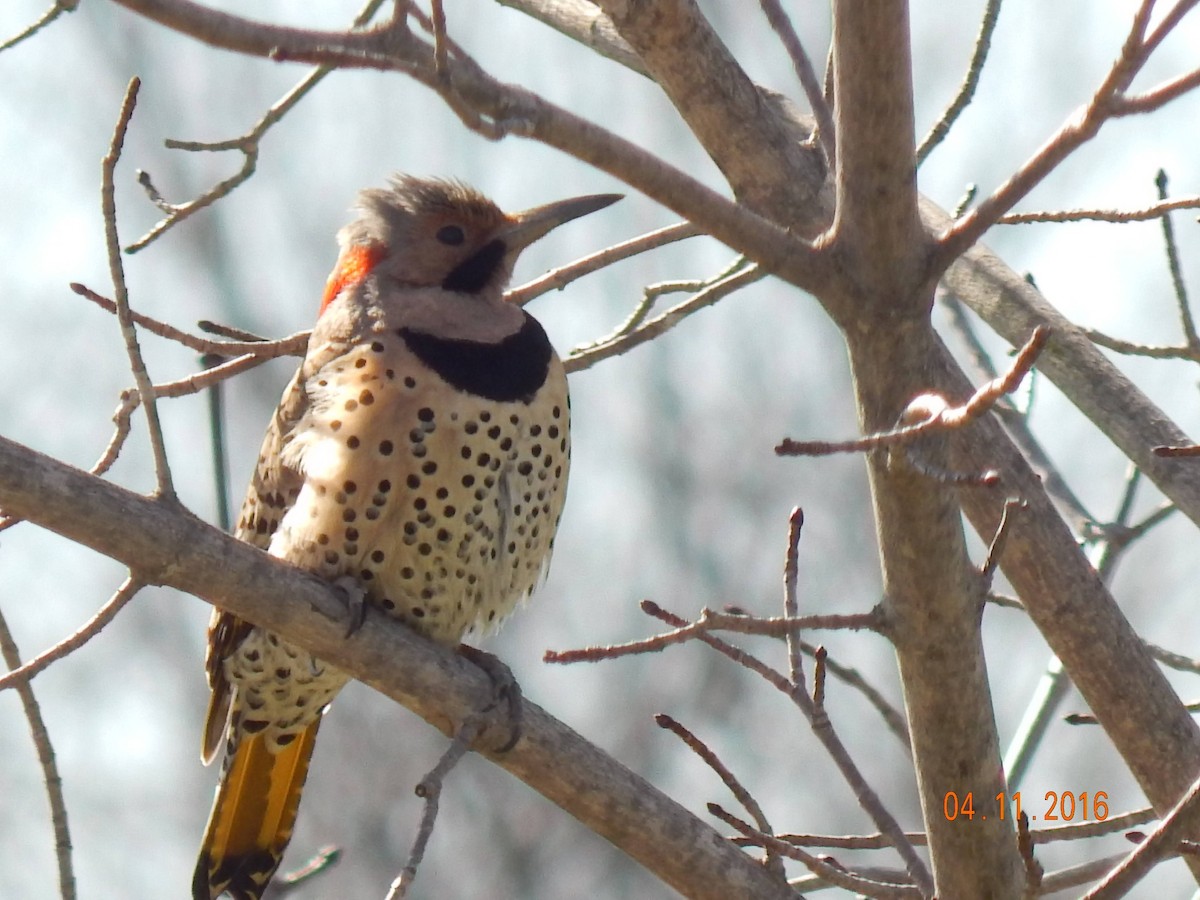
[943, 791, 1109, 822]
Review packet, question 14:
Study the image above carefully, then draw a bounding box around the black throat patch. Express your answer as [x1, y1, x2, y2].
[442, 239, 507, 293]
[398, 312, 554, 403]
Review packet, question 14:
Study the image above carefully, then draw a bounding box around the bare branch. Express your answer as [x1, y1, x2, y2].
[508, 221, 700, 306]
[544, 604, 879, 665]
[565, 265, 764, 372]
[1147, 640, 1200, 675]
[641, 601, 934, 894]
[998, 194, 1200, 225]
[0, 0, 77, 52]
[828, 0, 925, 306]
[0, 432, 795, 900]
[1085, 770, 1200, 898]
[102, 78, 176, 499]
[0, 578, 143, 693]
[1084, 328, 1200, 361]
[756, 0, 835, 163]
[776, 326, 1048, 457]
[712, 805, 923, 898]
[91, 394, 138, 479]
[1155, 170, 1198, 347]
[939, 290, 1093, 524]
[782, 507, 805, 686]
[916, 0, 1003, 166]
[274, 846, 341, 895]
[570, 254, 750, 356]
[655, 714, 784, 878]
[936, 0, 1200, 269]
[752, 805, 1155, 852]
[387, 718, 483, 899]
[497, 0, 645, 73]
[0, 607, 76, 900]
[1115, 63, 1200, 114]
[109, 0, 830, 292]
[979, 498, 1026, 588]
[70, 282, 309, 357]
[126, 0, 392, 251]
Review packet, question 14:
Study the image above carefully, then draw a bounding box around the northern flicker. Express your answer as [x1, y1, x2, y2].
[193, 175, 620, 900]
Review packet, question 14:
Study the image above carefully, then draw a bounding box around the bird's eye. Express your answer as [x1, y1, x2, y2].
[436, 224, 465, 246]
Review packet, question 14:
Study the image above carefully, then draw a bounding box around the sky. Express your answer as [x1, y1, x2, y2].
[3, 1, 1200, 898]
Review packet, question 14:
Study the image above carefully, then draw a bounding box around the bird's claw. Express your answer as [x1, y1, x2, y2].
[458, 645, 523, 753]
[332, 575, 368, 637]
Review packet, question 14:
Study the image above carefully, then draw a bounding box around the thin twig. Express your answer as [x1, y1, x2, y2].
[776, 326, 1048, 457]
[1115, 65, 1200, 114]
[916, 0, 1003, 165]
[979, 498, 1026, 588]
[797, 639, 911, 750]
[936, 0, 1200, 270]
[507, 221, 700, 307]
[1004, 463, 1145, 787]
[90, 395, 139, 479]
[429, 0, 449, 75]
[1084, 329, 1200, 361]
[782, 507, 805, 686]
[1084, 770, 1200, 899]
[0, 0, 77, 52]
[70, 282, 309, 357]
[939, 290, 1092, 524]
[641, 602, 934, 895]
[127, 0, 392, 252]
[655, 714, 784, 878]
[204, 354, 233, 532]
[1039, 853, 1153, 896]
[756, 0, 835, 163]
[1017, 811, 1044, 892]
[274, 846, 341, 894]
[386, 718, 483, 899]
[739, 806, 1155, 852]
[564, 265, 764, 373]
[0, 579, 143, 693]
[151, 353, 277, 399]
[198, 319, 270, 342]
[103, 78, 176, 499]
[711, 805, 923, 898]
[998, 194, 1200, 225]
[899, 434, 1000, 487]
[570, 255, 751, 355]
[811, 646, 827, 708]
[0, 607, 76, 900]
[1156, 170, 1198, 347]
[1147, 640, 1200, 675]
[108, 0, 827, 295]
[89, 353, 279, 482]
[544, 605, 879, 664]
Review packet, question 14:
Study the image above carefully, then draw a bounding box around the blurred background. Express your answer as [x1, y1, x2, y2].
[2, 1, 1200, 896]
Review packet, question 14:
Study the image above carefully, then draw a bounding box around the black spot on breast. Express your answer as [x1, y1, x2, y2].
[399, 312, 552, 403]
[442, 239, 507, 293]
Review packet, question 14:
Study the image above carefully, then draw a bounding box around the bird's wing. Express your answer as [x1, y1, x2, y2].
[200, 367, 309, 764]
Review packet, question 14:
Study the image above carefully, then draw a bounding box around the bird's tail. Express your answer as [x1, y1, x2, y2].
[193, 721, 322, 900]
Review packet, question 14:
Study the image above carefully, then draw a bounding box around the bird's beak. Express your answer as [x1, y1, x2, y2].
[502, 192, 623, 251]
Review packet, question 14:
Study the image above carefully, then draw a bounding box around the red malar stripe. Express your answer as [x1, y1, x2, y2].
[320, 243, 384, 315]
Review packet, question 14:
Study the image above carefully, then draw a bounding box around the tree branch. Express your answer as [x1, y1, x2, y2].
[0, 433, 794, 900]
[108, 0, 830, 294]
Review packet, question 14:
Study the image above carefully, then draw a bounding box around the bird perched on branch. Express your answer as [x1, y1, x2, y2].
[193, 174, 620, 900]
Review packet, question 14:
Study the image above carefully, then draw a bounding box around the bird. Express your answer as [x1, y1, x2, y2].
[192, 174, 621, 900]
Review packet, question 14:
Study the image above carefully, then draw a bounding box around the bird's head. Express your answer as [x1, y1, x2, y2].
[321, 175, 621, 314]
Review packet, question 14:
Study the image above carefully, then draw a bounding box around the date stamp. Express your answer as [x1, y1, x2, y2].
[943, 791, 1109, 822]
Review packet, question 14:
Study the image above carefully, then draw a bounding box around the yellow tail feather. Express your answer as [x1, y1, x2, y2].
[193, 721, 321, 900]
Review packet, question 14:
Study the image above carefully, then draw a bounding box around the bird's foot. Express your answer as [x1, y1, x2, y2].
[457, 645, 523, 753]
[332, 575, 368, 637]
